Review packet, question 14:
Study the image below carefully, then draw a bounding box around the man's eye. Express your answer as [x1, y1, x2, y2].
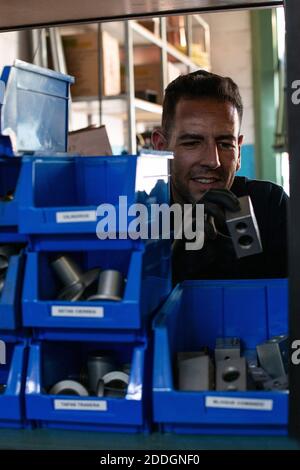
[181, 141, 199, 147]
[218, 142, 235, 150]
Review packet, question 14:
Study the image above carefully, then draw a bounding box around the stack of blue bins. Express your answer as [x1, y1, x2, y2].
[0, 60, 172, 432]
[0, 61, 35, 428]
[0, 228, 26, 425]
[21, 154, 171, 433]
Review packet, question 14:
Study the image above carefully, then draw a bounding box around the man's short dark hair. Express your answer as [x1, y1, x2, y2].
[162, 70, 243, 138]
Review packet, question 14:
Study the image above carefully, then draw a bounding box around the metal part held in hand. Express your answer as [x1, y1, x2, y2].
[49, 380, 89, 396]
[225, 195, 262, 258]
[215, 337, 241, 362]
[87, 352, 116, 394]
[177, 352, 214, 391]
[88, 270, 124, 301]
[256, 335, 288, 379]
[216, 357, 247, 391]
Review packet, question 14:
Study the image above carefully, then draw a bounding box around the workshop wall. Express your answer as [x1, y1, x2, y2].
[201, 10, 256, 179]
[0, 32, 19, 72]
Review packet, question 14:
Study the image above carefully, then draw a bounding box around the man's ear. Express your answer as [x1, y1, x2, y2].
[151, 128, 167, 150]
[236, 134, 244, 171]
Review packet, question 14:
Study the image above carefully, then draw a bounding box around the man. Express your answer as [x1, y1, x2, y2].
[152, 70, 288, 283]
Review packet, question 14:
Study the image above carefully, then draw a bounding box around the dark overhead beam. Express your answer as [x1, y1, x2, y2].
[0, 1, 283, 32]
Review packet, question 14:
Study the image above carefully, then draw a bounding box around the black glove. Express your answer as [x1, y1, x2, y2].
[172, 189, 241, 285]
[199, 188, 241, 239]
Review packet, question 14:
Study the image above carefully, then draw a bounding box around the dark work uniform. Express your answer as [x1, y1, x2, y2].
[172, 176, 288, 282]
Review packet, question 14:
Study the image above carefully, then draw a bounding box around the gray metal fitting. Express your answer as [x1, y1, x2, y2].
[177, 352, 214, 391]
[51, 255, 85, 301]
[216, 357, 247, 391]
[215, 337, 241, 362]
[87, 352, 116, 395]
[51, 255, 100, 301]
[262, 374, 288, 391]
[96, 379, 105, 397]
[87, 270, 124, 301]
[247, 360, 272, 390]
[51, 256, 83, 287]
[256, 335, 288, 378]
[48, 379, 89, 396]
[102, 370, 129, 397]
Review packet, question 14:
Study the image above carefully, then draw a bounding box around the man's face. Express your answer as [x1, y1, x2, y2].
[153, 97, 243, 203]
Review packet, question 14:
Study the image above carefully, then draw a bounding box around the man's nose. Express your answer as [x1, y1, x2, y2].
[200, 142, 221, 169]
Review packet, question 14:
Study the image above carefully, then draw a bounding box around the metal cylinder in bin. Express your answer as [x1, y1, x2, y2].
[87, 352, 116, 394]
[51, 255, 83, 287]
[88, 269, 124, 301]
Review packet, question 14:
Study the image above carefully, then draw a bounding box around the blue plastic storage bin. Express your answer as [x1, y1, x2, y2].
[18, 154, 170, 234]
[153, 279, 288, 436]
[25, 340, 150, 432]
[0, 231, 27, 244]
[22, 239, 171, 341]
[0, 60, 74, 155]
[0, 334, 27, 428]
[0, 248, 25, 330]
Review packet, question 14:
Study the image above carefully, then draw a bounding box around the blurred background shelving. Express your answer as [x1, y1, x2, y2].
[30, 16, 211, 154]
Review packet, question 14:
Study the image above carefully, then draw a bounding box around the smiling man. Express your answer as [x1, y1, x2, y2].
[152, 70, 288, 282]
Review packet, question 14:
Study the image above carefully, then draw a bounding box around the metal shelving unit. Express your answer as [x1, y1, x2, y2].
[67, 17, 206, 153]
[72, 95, 162, 123]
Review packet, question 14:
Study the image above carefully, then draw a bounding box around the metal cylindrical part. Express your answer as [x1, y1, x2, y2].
[102, 371, 129, 398]
[87, 352, 116, 394]
[51, 256, 83, 287]
[102, 371, 129, 387]
[48, 380, 89, 396]
[88, 270, 124, 301]
[96, 379, 105, 397]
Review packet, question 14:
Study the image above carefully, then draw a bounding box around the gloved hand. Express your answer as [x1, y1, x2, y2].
[200, 188, 241, 239]
[172, 189, 241, 284]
